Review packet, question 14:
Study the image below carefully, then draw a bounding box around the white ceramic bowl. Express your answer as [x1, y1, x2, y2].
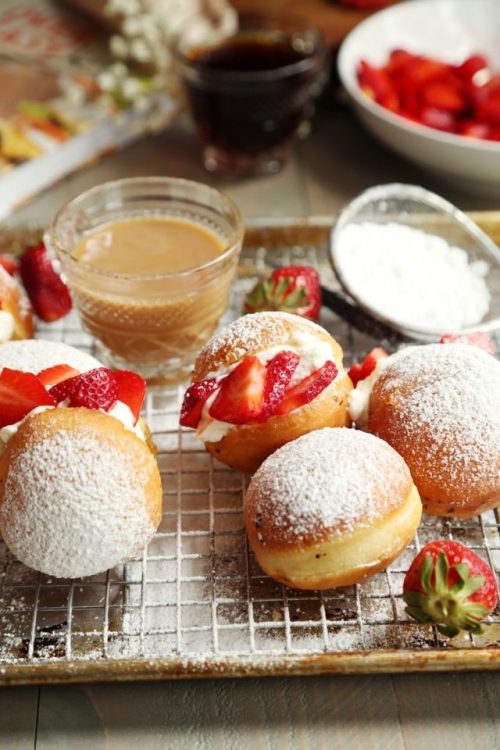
[337, 0, 500, 196]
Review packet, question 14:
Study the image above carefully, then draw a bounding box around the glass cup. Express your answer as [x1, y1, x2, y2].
[46, 177, 243, 384]
[176, 12, 327, 177]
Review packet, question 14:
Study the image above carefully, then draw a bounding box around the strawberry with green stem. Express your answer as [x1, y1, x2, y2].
[244, 266, 321, 321]
[403, 541, 498, 637]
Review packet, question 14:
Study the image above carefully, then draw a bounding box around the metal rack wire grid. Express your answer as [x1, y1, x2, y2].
[0, 219, 499, 681]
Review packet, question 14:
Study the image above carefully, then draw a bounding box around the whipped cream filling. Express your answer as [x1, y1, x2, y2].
[348, 347, 415, 429]
[0, 310, 15, 344]
[196, 331, 337, 443]
[0, 400, 145, 456]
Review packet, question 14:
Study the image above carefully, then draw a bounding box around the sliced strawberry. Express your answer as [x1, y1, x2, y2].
[0, 368, 56, 428]
[358, 60, 398, 109]
[244, 265, 321, 321]
[359, 347, 389, 381]
[403, 541, 498, 637]
[114, 370, 147, 424]
[421, 81, 466, 114]
[261, 350, 300, 420]
[276, 360, 338, 416]
[419, 107, 457, 132]
[459, 120, 491, 139]
[456, 55, 489, 84]
[439, 332, 496, 356]
[209, 356, 267, 425]
[0, 255, 19, 276]
[180, 377, 218, 429]
[50, 367, 118, 411]
[19, 242, 72, 322]
[347, 362, 364, 386]
[37, 364, 80, 388]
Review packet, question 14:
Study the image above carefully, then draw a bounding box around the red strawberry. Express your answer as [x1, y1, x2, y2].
[0, 255, 19, 276]
[209, 356, 267, 425]
[403, 541, 498, 637]
[19, 242, 72, 322]
[261, 350, 300, 419]
[180, 377, 218, 429]
[0, 368, 56, 428]
[37, 364, 80, 388]
[276, 360, 338, 416]
[349, 347, 388, 385]
[456, 55, 489, 84]
[439, 332, 496, 357]
[244, 265, 321, 321]
[421, 81, 466, 114]
[114, 370, 147, 424]
[50, 367, 118, 411]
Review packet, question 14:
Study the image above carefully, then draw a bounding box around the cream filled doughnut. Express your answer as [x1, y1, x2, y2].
[0, 339, 162, 578]
[181, 312, 352, 473]
[354, 343, 500, 517]
[0, 266, 33, 343]
[244, 428, 422, 589]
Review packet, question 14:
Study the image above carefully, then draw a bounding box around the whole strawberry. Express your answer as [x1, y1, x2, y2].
[244, 265, 321, 321]
[19, 242, 72, 322]
[403, 541, 498, 637]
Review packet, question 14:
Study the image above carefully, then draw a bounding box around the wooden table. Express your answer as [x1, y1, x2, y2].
[1, 100, 500, 749]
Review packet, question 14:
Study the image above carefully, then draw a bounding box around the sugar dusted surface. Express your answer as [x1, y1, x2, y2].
[0, 429, 155, 579]
[0, 339, 101, 374]
[245, 427, 412, 545]
[371, 344, 500, 503]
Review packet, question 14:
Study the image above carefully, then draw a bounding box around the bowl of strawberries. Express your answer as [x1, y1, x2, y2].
[337, 0, 500, 195]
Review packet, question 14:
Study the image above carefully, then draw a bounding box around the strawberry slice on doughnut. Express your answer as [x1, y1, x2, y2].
[180, 377, 218, 428]
[114, 370, 147, 424]
[0, 367, 56, 427]
[209, 356, 267, 425]
[50, 367, 118, 411]
[276, 360, 338, 416]
[348, 347, 388, 385]
[261, 350, 300, 419]
[37, 364, 80, 387]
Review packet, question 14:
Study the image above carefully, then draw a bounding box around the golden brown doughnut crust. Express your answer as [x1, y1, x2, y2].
[0, 267, 33, 341]
[194, 312, 353, 473]
[367, 344, 500, 517]
[244, 428, 422, 589]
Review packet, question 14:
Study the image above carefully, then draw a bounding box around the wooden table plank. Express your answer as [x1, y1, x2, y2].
[393, 673, 500, 750]
[35, 676, 406, 750]
[0, 687, 38, 750]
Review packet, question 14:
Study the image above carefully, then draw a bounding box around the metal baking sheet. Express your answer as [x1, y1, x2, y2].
[0, 216, 499, 685]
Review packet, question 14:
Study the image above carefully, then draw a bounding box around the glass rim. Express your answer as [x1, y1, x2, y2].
[175, 11, 326, 84]
[47, 176, 245, 283]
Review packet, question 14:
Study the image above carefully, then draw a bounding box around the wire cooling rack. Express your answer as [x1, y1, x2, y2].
[1, 217, 499, 685]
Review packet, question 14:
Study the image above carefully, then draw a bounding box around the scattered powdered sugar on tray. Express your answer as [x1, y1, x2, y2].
[246, 427, 412, 544]
[334, 222, 490, 333]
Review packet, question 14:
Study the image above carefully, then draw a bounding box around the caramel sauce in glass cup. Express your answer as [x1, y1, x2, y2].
[46, 177, 243, 384]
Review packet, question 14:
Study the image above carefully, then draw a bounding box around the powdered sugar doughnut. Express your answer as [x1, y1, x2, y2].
[0, 338, 100, 374]
[367, 344, 500, 517]
[191, 312, 352, 473]
[0, 408, 162, 579]
[244, 428, 422, 589]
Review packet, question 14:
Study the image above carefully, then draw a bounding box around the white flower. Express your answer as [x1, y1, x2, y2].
[110, 62, 128, 79]
[97, 71, 116, 91]
[110, 35, 129, 58]
[121, 77, 142, 99]
[129, 38, 152, 63]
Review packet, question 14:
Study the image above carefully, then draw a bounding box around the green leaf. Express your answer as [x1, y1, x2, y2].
[435, 552, 450, 596]
[437, 624, 460, 638]
[420, 554, 434, 594]
[405, 605, 431, 623]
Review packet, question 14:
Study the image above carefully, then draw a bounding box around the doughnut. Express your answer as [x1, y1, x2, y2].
[0, 266, 33, 343]
[0, 339, 163, 578]
[244, 428, 422, 589]
[353, 343, 500, 517]
[0, 338, 100, 373]
[181, 312, 353, 473]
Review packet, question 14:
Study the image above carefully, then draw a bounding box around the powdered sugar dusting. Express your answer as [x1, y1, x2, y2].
[197, 312, 329, 375]
[0, 430, 156, 579]
[0, 339, 101, 374]
[245, 428, 412, 545]
[371, 344, 500, 504]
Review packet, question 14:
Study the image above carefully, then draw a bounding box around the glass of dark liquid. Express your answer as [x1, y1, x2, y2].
[176, 13, 327, 177]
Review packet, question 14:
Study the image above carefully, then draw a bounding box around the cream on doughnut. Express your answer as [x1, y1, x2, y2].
[0, 266, 33, 343]
[0, 339, 163, 578]
[352, 343, 500, 517]
[181, 312, 352, 473]
[244, 427, 422, 590]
